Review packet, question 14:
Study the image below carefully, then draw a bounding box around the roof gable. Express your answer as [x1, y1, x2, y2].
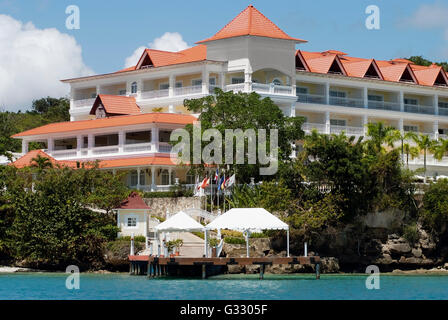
[11, 150, 80, 169]
[90, 95, 141, 117]
[197, 5, 306, 43]
[118, 192, 150, 210]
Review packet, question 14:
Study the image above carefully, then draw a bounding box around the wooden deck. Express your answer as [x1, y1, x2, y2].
[128, 256, 321, 279]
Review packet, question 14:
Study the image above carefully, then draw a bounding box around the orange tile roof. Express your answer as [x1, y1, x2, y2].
[98, 156, 176, 169]
[90, 95, 141, 116]
[12, 113, 197, 138]
[197, 5, 306, 44]
[411, 65, 447, 86]
[11, 150, 79, 169]
[299, 50, 346, 74]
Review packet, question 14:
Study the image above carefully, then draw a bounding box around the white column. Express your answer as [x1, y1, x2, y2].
[168, 104, 175, 113]
[434, 94, 439, 116]
[137, 167, 141, 190]
[325, 111, 331, 134]
[290, 103, 296, 117]
[363, 87, 368, 108]
[70, 88, 75, 112]
[47, 137, 54, 153]
[363, 115, 369, 135]
[244, 72, 252, 93]
[434, 120, 439, 140]
[398, 118, 404, 133]
[169, 74, 175, 97]
[151, 167, 156, 191]
[87, 134, 94, 156]
[151, 127, 159, 152]
[137, 79, 143, 99]
[118, 131, 125, 153]
[325, 82, 330, 105]
[22, 140, 28, 154]
[219, 72, 226, 89]
[399, 91, 404, 112]
[76, 135, 82, 157]
[126, 81, 132, 96]
[96, 85, 101, 96]
[202, 67, 210, 94]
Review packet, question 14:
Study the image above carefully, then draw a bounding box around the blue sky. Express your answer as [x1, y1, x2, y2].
[1, 0, 448, 110]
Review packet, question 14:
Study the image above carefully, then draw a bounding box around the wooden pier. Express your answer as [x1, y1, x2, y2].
[129, 256, 321, 279]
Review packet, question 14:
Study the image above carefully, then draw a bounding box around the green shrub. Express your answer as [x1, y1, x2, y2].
[224, 237, 246, 245]
[192, 231, 204, 239]
[143, 185, 193, 198]
[120, 235, 146, 243]
[403, 223, 419, 245]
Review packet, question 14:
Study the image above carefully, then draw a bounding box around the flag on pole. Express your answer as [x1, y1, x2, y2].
[194, 176, 201, 197]
[226, 174, 235, 188]
[214, 169, 219, 182]
[217, 176, 225, 191]
[200, 177, 210, 189]
[221, 176, 229, 190]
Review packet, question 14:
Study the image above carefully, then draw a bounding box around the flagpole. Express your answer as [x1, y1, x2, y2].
[210, 170, 213, 214]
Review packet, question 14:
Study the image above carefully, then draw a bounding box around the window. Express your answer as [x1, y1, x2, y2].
[54, 138, 77, 151]
[129, 170, 145, 186]
[404, 98, 418, 105]
[192, 79, 202, 87]
[404, 125, 418, 132]
[159, 83, 169, 90]
[119, 89, 127, 96]
[296, 87, 308, 95]
[186, 172, 195, 184]
[127, 216, 137, 228]
[94, 134, 118, 147]
[439, 102, 448, 109]
[131, 82, 138, 94]
[91, 93, 97, 99]
[161, 170, 170, 185]
[209, 77, 216, 86]
[272, 78, 282, 86]
[126, 131, 151, 144]
[330, 91, 346, 98]
[330, 119, 347, 126]
[368, 95, 384, 102]
[231, 77, 244, 84]
[175, 81, 183, 88]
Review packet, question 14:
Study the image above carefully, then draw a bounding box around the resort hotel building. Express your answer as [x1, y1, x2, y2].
[11, 5, 448, 187]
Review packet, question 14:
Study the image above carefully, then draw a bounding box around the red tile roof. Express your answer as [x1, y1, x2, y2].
[12, 113, 197, 138]
[197, 5, 306, 43]
[11, 150, 79, 169]
[90, 95, 141, 116]
[117, 192, 150, 210]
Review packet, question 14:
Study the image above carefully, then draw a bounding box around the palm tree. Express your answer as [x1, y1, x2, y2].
[366, 122, 394, 153]
[31, 155, 53, 171]
[403, 143, 419, 168]
[431, 138, 448, 161]
[412, 133, 437, 182]
[386, 130, 417, 164]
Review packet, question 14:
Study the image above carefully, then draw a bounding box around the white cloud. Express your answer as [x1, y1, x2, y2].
[0, 14, 93, 111]
[124, 32, 190, 68]
[403, 3, 448, 29]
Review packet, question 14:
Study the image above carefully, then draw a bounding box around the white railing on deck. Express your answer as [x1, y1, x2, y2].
[123, 143, 153, 153]
[50, 150, 77, 158]
[302, 123, 326, 134]
[330, 125, 364, 136]
[92, 145, 119, 155]
[140, 89, 169, 99]
[73, 98, 96, 108]
[404, 104, 435, 115]
[225, 83, 245, 93]
[174, 85, 202, 96]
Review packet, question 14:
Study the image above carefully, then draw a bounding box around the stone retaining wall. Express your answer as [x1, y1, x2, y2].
[143, 197, 202, 218]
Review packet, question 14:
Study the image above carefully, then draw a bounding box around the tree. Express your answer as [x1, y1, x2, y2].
[366, 122, 394, 154]
[31, 155, 53, 171]
[412, 133, 437, 181]
[431, 138, 448, 161]
[421, 179, 448, 234]
[403, 142, 420, 168]
[181, 89, 305, 182]
[32, 97, 70, 120]
[386, 129, 417, 164]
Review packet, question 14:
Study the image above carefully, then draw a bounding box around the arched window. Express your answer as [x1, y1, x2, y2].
[272, 78, 282, 86]
[131, 82, 138, 94]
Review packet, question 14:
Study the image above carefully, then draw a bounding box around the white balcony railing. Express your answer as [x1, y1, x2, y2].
[159, 143, 173, 153]
[140, 89, 169, 100]
[302, 123, 326, 134]
[50, 149, 78, 158]
[225, 83, 245, 93]
[123, 143, 153, 153]
[329, 96, 365, 108]
[330, 125, 364, 136]
[174, 85, 202, 96]
[92, 145, 120, 155]
[404, 104, 435, 115]
[274, 85, 294, 95]
[368, 101, 401, 112]
[297, 93, 326, 104]
[252, 83, 270, 93]
[73, 98, 96, 108]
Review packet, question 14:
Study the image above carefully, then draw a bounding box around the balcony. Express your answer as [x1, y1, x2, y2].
[140, 89, 169, 100]
[174, 85, 202, 96]
[297, 93, 326, 104]
[368, 101, 401, 112]
[404, 104, 435, 115]
[329, 125, 364, 136]
[329, 96, 364, 108]
[302, 123, 326, 134]
[73, 98, 96, 108]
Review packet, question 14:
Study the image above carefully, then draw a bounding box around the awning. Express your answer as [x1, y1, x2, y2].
[155, 211, 205, 232]
[205, 208, 289, 232]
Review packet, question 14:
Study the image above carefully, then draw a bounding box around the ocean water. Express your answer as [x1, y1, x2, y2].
[0, 273, 448, 300]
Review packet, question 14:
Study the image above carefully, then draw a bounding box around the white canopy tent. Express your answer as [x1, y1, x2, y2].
[154, 211, 205, 256]
[205, 208, 290, 257]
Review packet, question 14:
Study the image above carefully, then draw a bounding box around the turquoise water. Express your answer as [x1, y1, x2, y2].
[1, 273, 448, 300]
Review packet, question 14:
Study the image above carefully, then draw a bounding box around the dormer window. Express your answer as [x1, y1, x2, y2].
[131, 82, 138, 94]
[95, 105, 106, 119]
